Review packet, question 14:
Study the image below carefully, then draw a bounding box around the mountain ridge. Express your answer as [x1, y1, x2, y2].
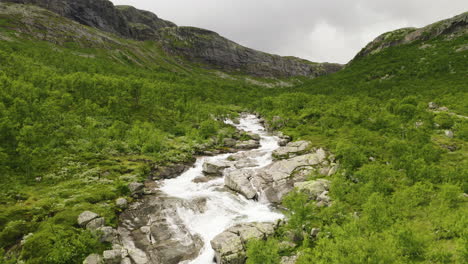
[2, 0, 343, 77]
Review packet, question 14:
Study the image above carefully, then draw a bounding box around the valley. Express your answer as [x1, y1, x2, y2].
[0, 1, 466, 264]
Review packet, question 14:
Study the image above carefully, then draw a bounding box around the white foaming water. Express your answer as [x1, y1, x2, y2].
[160, 115, 284, 264]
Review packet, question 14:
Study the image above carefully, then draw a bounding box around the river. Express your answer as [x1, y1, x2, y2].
[160, 114, 284, 263]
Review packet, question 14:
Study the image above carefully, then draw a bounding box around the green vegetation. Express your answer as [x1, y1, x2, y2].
[246, 31, 468, 263]
[0, 4, 467, 264]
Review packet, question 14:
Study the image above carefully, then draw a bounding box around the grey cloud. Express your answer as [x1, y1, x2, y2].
[110, 0, 468, 63]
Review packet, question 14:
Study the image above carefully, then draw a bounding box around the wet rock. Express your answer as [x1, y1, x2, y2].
[225, 170, 257, 199]
[128, 182, 144, 195]
[234, 158, 258, 169]
[273, 141, 311, 159]
[103, 249, 121, 264]
[78, 211, 100, 227]
[211, 222, 275, 264]
[116, 198, 128, 209]
[235, 140, 260, 149]
[202, 160, 230, 176]
[86, 217, 105, 231]
[118, 196, 204, 264]
[83, 254, 103, 264]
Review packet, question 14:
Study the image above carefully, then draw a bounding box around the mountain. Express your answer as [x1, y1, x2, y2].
[2, 0, 342, 77]
[353, 11, 468, 60]
[0, 1, 467, 264]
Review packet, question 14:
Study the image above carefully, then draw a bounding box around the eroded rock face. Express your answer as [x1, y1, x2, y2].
[210, 222, 275, 264]
[117, 195, 204, 264]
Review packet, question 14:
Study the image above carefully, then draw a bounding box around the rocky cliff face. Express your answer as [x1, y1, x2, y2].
[353, 12, 468, 61]
[3, 0, 343, 77]
[158, 26, 342, 77]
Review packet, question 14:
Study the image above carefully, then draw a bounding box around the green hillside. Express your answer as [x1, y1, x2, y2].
[0, 2, 467, 264]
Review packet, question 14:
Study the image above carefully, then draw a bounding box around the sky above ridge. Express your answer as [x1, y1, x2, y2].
[110, 0, 468, 64]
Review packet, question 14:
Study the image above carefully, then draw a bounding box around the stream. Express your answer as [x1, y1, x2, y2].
[159, 114, 284, 263]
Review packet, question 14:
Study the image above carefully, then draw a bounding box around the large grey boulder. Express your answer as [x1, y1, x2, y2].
[224, 170, 257, 199]
[273, 141, 311, 159]
[202, 160, 230, 176]
[78, 211, 100, 227]
[211, 222, 275, 264]
[83, 254, 103, 264]
[294, 179, 330, 200]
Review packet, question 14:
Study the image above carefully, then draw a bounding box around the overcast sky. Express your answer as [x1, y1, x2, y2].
[110, 0, 467, 64]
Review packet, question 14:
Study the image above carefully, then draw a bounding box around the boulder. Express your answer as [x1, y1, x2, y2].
[211, 222, 276, 264]
[310, 228, 321, 238]
[120, 258, 132, 264]
[428, 102, 438, 109]
[202, 160, 230, 176]
[235, 140, 260, 149]
[294, 179, 330, 200]
[78, 211, 100, 227]
[103, 249, 121, 264]
[116, 198, 128, 209]
[83, 254, 103, 264]
[234, 158, 258, 169]
[223, 138, 237, 147]
[225, 170, 257, 199]
[98, 226, 117, 243]
[128, 182, 144, 195]
[273, 141, 311, 159]
[86, 217, 105, 231]
[445, 130, 454, 138]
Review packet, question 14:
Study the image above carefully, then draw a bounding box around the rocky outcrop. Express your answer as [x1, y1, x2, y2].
[116, 5, 176, 40]
[117, 195, 205, 264]
[225, 142, 335, 204]
[210, 222, 276, 264]
[353, 12, 468, 61]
